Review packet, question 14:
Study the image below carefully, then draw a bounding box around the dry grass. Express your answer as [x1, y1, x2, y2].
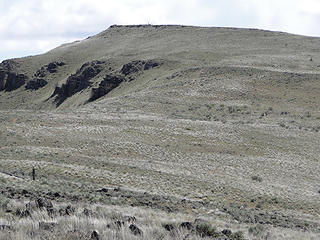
[0, 199, 319, 240]
[0, 200, 236, 240]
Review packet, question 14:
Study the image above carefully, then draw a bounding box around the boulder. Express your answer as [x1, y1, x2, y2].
[221, 229, 232, 237]
[47, 62, 58, 73]
[34, 68, 47, 78]
[180, 222, 194, 230]
[163, 223, 176, 232]
[129, 224, 143, 236]
[21, 189, 30, 196]
[97, 188, 109, 193]
[90, 230, 101, 240]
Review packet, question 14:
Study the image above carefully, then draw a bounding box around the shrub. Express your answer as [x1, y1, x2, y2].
[231, 231, 245, 240]
[251, 175, 263, 182]
[195, 222, 219, 237]
[0, 196, 10, 209]
[248, 224, 265, 236]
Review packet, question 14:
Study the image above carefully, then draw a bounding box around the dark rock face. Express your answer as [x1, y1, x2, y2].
[86, 59, 160, 102]
[34, 69, 46, 78]
[120, 60, 160, 76]
[46, 59, 160, 106]
[0, 70, 27, 91]
[47, 62, 65, 73]
[120, 60, 145, 75]
[50, 61, 103, 106]
[25, 79, 48, 90]
[35, 62, 65, 77]
[89, 74, 125, 102]
[0, 59, 18, 71]
[0, 71, 6, 90]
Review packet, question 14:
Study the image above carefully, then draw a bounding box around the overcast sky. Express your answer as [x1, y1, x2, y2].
[1, 0, 320, 62]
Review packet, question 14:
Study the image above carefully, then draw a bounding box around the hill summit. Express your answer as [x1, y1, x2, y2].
[0, 24, 319, 111]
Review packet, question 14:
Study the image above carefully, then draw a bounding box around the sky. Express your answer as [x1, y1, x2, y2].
[1, 0, 320, 62]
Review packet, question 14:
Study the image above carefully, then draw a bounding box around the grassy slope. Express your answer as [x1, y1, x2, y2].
[1, 25, 319, 110]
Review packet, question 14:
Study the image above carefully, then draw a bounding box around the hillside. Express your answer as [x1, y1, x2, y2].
[0, 25, 320, 239]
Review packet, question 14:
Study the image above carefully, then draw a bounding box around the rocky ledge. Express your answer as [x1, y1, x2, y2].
[0, 70, 28, 92]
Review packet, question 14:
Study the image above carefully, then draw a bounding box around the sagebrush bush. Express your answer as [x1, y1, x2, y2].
[195, 222, 219, 237]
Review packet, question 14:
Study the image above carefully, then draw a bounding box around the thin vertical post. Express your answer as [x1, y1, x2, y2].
[32, 167, 35, 181]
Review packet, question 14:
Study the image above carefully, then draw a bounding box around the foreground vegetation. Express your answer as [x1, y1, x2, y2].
[1, 196, 320, 240]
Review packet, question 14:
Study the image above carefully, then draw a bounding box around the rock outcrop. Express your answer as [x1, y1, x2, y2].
[0, 59, 18, 72]
[0, 70, 28, 91]
[120, 60, 160, 76]
[50, 61, 103, 106]
[47, 59, 160, 106]
[88, 74, 125, 102]
[25, 78, 48, 90]
[34, 62, 65, 78]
